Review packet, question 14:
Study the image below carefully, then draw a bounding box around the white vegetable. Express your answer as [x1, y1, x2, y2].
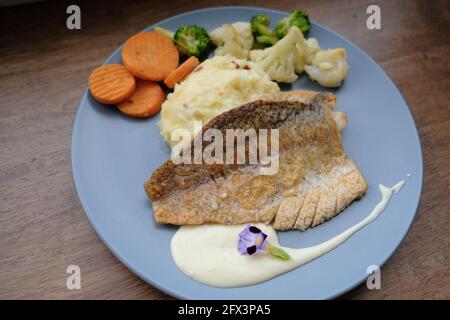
[250, 27, 306, 83]
[304, 38, 320, 64]
[304, 48, 349, 87]
[294, 37, 320, 74]
[209, 22, 253, 59]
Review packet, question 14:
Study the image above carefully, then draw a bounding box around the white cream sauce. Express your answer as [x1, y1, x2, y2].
[171, 181, 405, 288]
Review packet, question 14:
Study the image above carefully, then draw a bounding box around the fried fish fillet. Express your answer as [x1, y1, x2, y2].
[145, 90, 367, 230]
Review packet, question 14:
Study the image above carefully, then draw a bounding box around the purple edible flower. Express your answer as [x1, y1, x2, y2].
[237, 225, 268, 255]
[237, 225, 292, 260]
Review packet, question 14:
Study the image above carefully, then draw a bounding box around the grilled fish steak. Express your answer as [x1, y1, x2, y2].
[145, 90, 367, 230]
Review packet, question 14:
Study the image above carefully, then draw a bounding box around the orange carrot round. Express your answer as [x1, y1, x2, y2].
[117, 80, 165, 118]
[163, 56, 200, 89]
[122, 32, 179, 81]
[89, 64, 136, 104]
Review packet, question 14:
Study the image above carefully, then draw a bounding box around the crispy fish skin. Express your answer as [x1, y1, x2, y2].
[145, 90, 367, 230]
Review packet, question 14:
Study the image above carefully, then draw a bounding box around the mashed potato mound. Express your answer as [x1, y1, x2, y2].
[159, 56, 280, 145]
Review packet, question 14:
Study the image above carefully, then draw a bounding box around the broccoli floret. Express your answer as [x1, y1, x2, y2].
[274, 10, 311, 39]
[251, 15, 271, 27]
[174, 25, 212, 59]
[250, 15, 278, 47]
[251, 41, 267, 50]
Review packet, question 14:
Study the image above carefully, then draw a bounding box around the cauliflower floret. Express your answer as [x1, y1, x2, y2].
[293, 34, 308, 74]
[250, 26, 305, 83]
[304, 38, 320, 64]
[304, 48, 349, 87]
[209, 22, 253, 59]
[295, 38, 320, 72]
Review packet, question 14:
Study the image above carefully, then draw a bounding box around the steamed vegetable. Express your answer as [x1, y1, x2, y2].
[117, 79, 165, 118]
[274, 10, 311, 39]
[89, 64, 136, 104]
[293, 36, 321, 71]
[304, 48, 349, 87]
[210, 22, 254, 59]
[250, 15, 278, 48]
[122, 32, 179, 81]
[164, 56, 200, 89]
[250, 26, 306, 83]
[174, 25, 212, 59]
[304, 38, 321, 64]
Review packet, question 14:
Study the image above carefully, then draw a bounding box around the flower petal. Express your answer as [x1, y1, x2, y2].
[249, 226, 262, 233]
[246, 245, 257, 255]
[237, 225, 269, 255]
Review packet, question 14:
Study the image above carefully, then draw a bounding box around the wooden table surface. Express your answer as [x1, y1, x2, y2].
[1, 0, 449, 300]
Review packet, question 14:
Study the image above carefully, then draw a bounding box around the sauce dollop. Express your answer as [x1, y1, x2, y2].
[171, 181, 405, 288]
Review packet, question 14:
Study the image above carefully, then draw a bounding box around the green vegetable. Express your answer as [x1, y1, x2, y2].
[251, 41, 266, 50]
[274, 10, 311, 39]
[250, 15, 278, 48]
[173, 25, 212, 59]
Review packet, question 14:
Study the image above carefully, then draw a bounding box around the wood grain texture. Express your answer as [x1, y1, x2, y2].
[0, 0, 449, 300]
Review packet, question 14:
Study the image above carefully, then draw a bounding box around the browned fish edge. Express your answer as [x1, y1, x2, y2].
[145, 91, 336, 202]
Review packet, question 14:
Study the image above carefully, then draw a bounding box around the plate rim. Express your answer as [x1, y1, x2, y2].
[71, 5, 424, 299]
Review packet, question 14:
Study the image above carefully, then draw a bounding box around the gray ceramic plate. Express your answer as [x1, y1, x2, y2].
[72, 7, 423, 299]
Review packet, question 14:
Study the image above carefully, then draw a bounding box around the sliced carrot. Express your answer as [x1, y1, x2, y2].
[122, 32, 179, 81]
[163, 56, 200, 89]
[117, 80, 165, 118]
[89, 64, 136, 104]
